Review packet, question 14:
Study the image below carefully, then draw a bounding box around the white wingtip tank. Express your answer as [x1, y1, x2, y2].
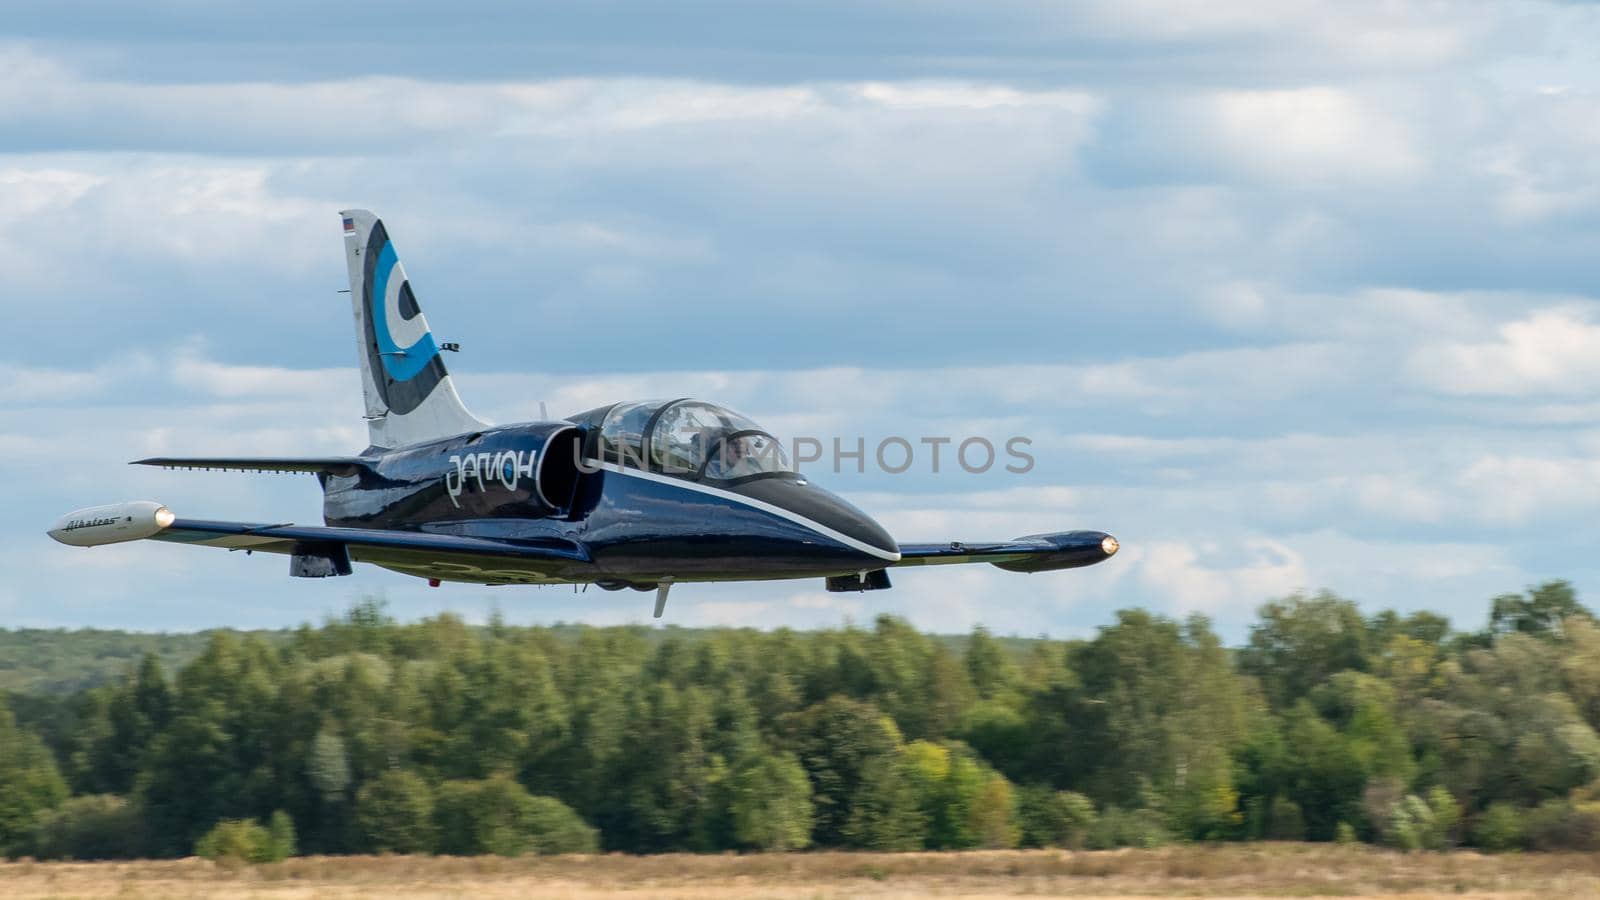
[48, 501, 175, 547]
[340, 209, 488, 448]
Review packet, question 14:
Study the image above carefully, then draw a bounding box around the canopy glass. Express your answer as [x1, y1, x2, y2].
[597, 399, 792, 482]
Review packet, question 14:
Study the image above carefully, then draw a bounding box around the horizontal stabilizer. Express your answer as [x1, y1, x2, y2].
[132, 457, 371, 477]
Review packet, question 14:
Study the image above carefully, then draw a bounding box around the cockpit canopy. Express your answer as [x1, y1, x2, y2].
[580, 399, 793, 482]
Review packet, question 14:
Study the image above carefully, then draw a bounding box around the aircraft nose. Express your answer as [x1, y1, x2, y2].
[735, 479, 901, 564]
[796, 487, 901, 564]
[829, 504, 900, 563]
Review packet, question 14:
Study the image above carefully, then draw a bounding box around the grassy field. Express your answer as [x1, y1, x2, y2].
[3, 844, 1599, 899]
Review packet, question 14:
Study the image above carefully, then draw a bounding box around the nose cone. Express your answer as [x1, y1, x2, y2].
[735, 478, 900, 564]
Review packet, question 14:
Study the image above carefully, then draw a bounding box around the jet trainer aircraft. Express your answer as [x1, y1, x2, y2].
[49, 210, 1119, 617]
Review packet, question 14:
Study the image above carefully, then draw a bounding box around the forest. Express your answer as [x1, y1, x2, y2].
[1, 582, 1599, 861]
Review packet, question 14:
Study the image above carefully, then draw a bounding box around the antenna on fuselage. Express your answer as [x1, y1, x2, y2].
[539, 401, 549, 421]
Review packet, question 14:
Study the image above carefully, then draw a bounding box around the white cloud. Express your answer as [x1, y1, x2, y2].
[0, 159, 328, 296]
[1073, 0, 1480, 68]
[0, 363, 108, 405]
[1198, 284, 1507, 342]
[170, 355, 359, 400]
[1136, 538, 1309, 616]
[1196, 88, 1423, 184]
[1408, 307, 1600, 397]
[1477, 88, 1600, 223]
[1458, 455, 1600, 526]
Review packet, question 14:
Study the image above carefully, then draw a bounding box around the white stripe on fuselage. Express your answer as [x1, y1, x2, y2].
[609, 466, 901, 563]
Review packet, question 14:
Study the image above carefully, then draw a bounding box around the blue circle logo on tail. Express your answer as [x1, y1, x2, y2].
[361, 221, 447, 415]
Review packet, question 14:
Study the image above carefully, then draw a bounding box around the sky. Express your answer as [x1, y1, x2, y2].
[7, 0, 1600, 639]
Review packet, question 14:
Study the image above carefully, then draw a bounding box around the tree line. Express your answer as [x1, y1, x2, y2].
[3, 582, 1600, 859]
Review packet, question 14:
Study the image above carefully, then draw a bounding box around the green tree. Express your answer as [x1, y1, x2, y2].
[137, 633, 287, 855]
[434, 775, 597, 856]
[1426, 635, 1600, 807]
[266, 810, 297, 861]
[1379, 789, 1458, 852]
[1265, 796, 1305, 841]
[1240, 592, 1370, 709]
[783, 696, 902, 846]
[1426, 786, 1461, 849]
[841, 754, 925, 850]
[1472, 801, 1525, 851]
[933, 748, 984, 849]
[1489, 580, 1591, 639]
[1561, 616, 1600, 729]
[1017, 786, 1095, 849]
[967, 773, 1020, 848]
[957, 701, 1031, 778]
[1063, 611, 1251, 838]
[1524, 798, 1600, 851]
[29, 794, 146, 860]
[0, 702, 68, 855]
[1277, 702, 1367, 841]
[31, 590, 1600, 857]
[307, 725, 354, 850]
[194, 815, 291, 864]
[1310, 672, 1415, 784]
[900, 739, 1019, 849]
[1086, 806, 1169, 849]
[356, 770, 435, 853]
[521, 794, 600, 855]
[727, 751, 813, 851]
[966, 626, 1018, 701]
[84, 654, 171, 794]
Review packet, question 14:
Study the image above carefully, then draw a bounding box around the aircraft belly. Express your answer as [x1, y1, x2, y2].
[350, 545, 846, 587]
[349, 546, 577, 585]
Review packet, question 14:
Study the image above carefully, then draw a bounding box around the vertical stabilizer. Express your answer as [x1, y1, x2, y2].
[340, 209, 487, 448]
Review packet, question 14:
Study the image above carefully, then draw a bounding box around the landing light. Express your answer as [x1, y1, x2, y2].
[1101, 535, 1119, 556]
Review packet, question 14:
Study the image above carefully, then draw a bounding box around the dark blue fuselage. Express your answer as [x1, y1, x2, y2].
[319, 420, 900, 587]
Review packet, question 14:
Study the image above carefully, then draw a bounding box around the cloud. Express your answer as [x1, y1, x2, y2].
[1136, 538, 1309, 616]
[1478, 87, 1600, 224]
[0, 43, 1102, 165]
[1072, 0, 1484, 66]
[1092, 86, 1426, 192]
[1199, 88, 1423, 184]
[1408, 307, 1600, 397]
[169, 354, 358, 400]
[1458, 455, 1600, 526]
[4, 326, 1589, 637]
[9, 3, 1600, 637]
[2, 0, 1541, 91]
[0, 363, 108, 405]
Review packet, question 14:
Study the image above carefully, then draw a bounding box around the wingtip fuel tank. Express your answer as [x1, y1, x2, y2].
[48, 501, 175, 547]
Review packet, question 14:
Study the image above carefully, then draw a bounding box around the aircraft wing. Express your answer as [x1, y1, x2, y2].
[152, 518, 591, 583]
[152, 519, 580, 558]
[893, 530, 1118, 573]
[49, 501, 590, 584]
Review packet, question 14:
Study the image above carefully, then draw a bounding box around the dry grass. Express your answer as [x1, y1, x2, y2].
[1, 843, 1597, 899]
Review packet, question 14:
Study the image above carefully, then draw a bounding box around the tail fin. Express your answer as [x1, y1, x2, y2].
[340, 209, 487, 448]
